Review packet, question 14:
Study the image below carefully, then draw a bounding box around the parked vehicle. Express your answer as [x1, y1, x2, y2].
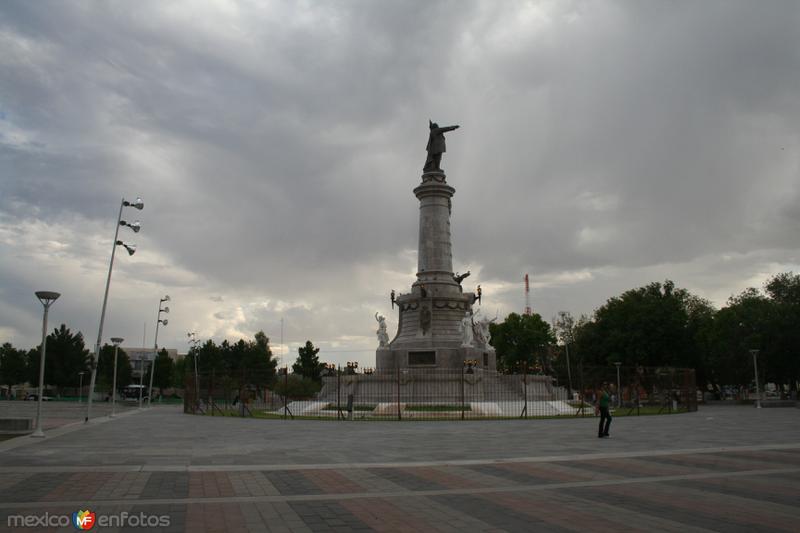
[121, 385, 148, 403]
[24, 394, 53, 401]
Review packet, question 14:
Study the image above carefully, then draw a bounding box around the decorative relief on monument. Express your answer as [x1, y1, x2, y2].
[432, 300, 464, 310]
[459, 311, 474, 347]
[422, 173, 447, 184]
[419, 306, 432, 335]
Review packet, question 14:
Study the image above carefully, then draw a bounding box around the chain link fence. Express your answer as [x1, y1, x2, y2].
[183, 365, 697, 420]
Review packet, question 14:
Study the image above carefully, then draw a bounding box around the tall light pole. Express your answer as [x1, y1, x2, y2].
[86, 196, 143, 423]
[78, 371, 85, 403]
[188, 332, 200, 409]
[147, 296, 169, 406]
[565, 343, 573, 399]
[32, 291, 60, 438]
[614, 362, 622, 408]
[109, 337, 123, 417]
[750, 349, 762, 409]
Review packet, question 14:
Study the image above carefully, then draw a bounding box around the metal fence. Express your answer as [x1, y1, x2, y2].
[184, 365, 697, 420]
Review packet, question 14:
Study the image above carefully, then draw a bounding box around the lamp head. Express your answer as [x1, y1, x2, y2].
[115, 241, 137, 255]
[110, 337, 124, 345]
[160, 319, 168, 326]
[161, 295, 170, 303]
[35, 291, 61, 305]
[127, 220, 141, 233]
[124, 197, 145, 210]
[162, 306, 170, 314]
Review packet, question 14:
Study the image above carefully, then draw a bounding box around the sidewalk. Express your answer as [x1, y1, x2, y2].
[1, 405, 798, 532]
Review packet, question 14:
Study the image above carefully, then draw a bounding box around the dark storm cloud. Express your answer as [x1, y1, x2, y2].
[1, 1, 798, 353]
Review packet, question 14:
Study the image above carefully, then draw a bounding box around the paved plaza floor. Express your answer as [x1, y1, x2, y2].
[0, 404, 798, 532]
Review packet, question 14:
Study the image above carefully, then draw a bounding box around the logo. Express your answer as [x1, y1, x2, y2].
[72, 510, 96, 530]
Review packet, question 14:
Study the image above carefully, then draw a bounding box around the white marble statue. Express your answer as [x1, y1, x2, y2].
[375, 312, 390, 347]
[476, 316, 497, 348]
[459, 311, 474, 347]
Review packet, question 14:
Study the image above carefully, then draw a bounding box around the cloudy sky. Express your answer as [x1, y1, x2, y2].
[1, 1, 798, 366]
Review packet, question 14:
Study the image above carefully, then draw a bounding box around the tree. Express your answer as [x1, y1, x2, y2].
[246, 331, 278, 388]
[27, 324, 90, 390]
[0, 342, 28, 390]
[550, 312, 590, 393]
[575, 281, 709, 369]
[153, 349, 175, 396]
[292, 341, 325, 382]
[194, 332, 277, 390]
[489, 312, 555, 372]
[272, 374, 321, 398]
[764, 272, 800, 392]
[707, 288, 773, 387]
[97, 344, 133, 394]
[173, 356, 186, 388]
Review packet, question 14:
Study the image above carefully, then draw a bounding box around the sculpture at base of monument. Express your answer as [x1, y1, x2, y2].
[459, 311, 474, 347]
[375, 313, 389, 348]
[453, 270, 471, 285]
[424, 120, 460, 172]
[473, 314, 497, 349]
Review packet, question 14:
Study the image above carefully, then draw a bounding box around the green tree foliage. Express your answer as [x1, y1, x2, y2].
[0, 342, 28, 388]
[173, 356, 186, 388]
[550, 312, 590, 392]
[153, 349, 175, 394]
[764, 272, 800, 391]
[26, 324, 90, 389]
[574, 281, 713, 374]
[272, 374, 322, 398]
[194, 331, 277, 389]
[705, 289, 769, 386]
[292, 340, 325, 382]
[97, 344, 132, 393]
[489, 312, 555, 371]
[705, 273, 800, 391]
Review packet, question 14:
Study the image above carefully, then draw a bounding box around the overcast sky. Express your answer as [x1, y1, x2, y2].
[1, 1, 798, 366]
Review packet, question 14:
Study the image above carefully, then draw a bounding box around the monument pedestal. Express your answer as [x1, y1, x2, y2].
[377, 169, 496, 371]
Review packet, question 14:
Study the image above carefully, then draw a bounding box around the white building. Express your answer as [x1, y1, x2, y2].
[123, 347, 179, 378]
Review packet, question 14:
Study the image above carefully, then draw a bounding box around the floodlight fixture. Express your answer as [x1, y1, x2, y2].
[123, 197, 144, 210]
[115, 241, 136, 255]
[120, 220, 141, 233]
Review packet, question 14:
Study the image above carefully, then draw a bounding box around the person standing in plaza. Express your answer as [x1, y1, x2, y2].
[597, 382, 612, 438]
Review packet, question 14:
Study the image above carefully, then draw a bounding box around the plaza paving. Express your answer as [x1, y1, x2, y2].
[0, 403, 798, 532]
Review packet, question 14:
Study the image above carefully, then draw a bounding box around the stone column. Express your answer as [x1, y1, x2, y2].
[413, 170, 457, 293]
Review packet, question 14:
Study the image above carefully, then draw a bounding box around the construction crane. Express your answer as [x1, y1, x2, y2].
[524, 273, 532, 316]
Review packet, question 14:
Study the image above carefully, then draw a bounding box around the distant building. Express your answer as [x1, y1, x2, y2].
[123, 347, 179, 378]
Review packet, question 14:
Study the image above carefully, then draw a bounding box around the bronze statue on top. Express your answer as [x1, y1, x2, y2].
[424, 120, 459, 172]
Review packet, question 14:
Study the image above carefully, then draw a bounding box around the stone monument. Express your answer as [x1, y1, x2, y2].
[376, 121, 497, 371]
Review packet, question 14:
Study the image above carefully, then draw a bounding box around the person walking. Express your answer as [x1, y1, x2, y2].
[597, 382, 612, 438]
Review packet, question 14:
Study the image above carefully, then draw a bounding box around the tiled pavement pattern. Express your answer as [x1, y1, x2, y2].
[1, 405, 799, 531]
[0, 447, 799, 532]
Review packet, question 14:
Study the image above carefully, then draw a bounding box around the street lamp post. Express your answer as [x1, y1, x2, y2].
[32, 291, 60, 438]
[147, 296, 170, 407]
[565, 343, 573, 399]
[86, 197, 143, 422]
[188, 333, 200, 411]
[137, 352, 146, 409]
[750, 349, 762, 409]
[110, 337, 123, 417]
[614, 362, 622, 408]
[78, 372, 85, 403]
